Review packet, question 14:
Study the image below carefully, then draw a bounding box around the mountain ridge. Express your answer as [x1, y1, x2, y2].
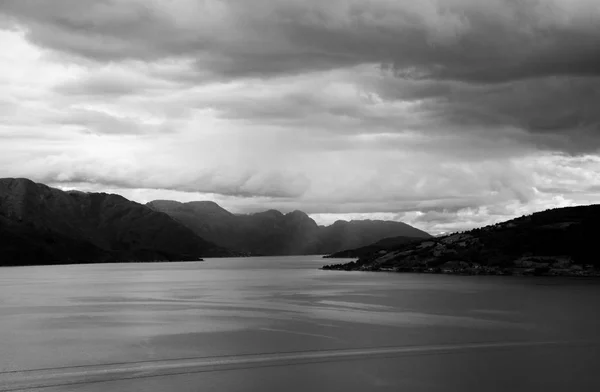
[0, 178, 433, 265]
[0, 178, 234, 266]
[147, 200, 431, 256]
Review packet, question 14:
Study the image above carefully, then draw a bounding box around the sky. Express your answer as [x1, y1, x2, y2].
[1, 0, 599, 235]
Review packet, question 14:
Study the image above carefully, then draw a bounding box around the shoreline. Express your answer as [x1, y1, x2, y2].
[321, 262, 600, 278]
[0, 259, 206, 268]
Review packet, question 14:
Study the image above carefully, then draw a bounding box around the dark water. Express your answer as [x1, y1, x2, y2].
[1, 256, 599, 391]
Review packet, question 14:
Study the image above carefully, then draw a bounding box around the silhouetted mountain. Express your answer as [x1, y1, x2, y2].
[0, 178, 233, 266]
[318, 220, 430, 255]
[147, 200, 238, 245]
[236, 209, 321, 255]
[147, 200, 431, 255]
[322, 205, 600, 277]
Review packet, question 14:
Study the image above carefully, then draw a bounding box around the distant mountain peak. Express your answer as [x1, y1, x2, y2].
[149, 199, 183, 206]
[150, 201, 431, 256]
[254, 209, 284, 218]
[286, 210, 311, 219]
[147, 199, 233, 217]
[332, 219, 349, 225]
[288, 209, 308, 215]
[189, 201, 221, 207]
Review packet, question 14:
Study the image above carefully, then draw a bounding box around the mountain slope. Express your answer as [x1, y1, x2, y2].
[147, 200, 240, 247]
[0, 178, 231, 266]
[317, 220, 430, 255]
[148, 200, 431, 255]
[322, 205, 600, 276]
[323, 235, 424, 259]
[235, 210, 321, 255]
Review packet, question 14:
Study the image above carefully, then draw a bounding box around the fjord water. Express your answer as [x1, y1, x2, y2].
[1, 256, 599, 391]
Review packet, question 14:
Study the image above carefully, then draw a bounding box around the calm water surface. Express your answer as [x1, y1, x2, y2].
[1, 256, 599, 391]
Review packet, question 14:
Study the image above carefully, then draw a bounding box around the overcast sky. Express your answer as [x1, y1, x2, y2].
[1, 0, 599, 234]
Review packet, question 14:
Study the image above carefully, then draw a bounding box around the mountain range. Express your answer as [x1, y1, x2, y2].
[323, 205, 600, 276]
[0, 178, 232, 266]
[0, 178, 431, 266]
[146, 200, 431, 256]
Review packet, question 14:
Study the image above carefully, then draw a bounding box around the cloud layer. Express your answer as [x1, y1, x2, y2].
[1, 0, 599, 234]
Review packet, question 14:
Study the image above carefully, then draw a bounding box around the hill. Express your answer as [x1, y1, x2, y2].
[0, 178, 233, 266]
[147, 200, 431, 256]
[322, 205, 600, 277]
[323, 236, 424, 259]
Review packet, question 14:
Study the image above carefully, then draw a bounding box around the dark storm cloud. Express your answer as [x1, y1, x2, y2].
[3, 0, 599, 154]
[1, 0, 598, 82]
[193, 85, 417, 131]
[372, 75, 600, 153]
[192, 70, 600, 153]
[0, 0, 173, 61]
